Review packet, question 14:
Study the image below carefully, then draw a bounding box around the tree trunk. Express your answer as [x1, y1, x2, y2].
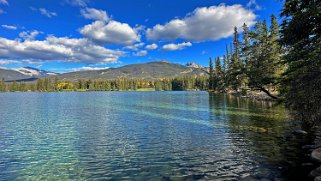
[258, 86, 279, 100]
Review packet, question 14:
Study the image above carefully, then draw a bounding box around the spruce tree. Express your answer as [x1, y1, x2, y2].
[281, 0, 321, 125]
[215, 57, 223, 91]
[209, 57, 215, 90]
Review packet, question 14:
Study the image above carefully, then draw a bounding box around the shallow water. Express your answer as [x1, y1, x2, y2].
[0, 92, 308, 180]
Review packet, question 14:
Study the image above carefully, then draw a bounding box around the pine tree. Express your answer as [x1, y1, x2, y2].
[269, 14, 283, 87]
[0, 79, 7, 92]
[215, 57, 223, 91]
[242, 23, 251, 65]
[209, 57, 215, 90]
[281, 0, 321, 125]
[246, 19, 280, 99]
[226, 27, 243, 91]
[233, 27, 240, 62]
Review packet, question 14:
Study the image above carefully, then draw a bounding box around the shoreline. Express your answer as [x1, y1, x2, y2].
[209, 89, 280, 101]
[0, 89, 279, 101]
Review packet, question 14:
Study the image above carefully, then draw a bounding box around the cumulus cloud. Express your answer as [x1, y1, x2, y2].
[247, 0, 262, 10]
[30, 7, 57, 18]
[0, 36, 124, 65]
[0, 0, 8, 5]
[80, 20, 140, 45]
[124, 42, 144, 50]
[81, 8, 108, 22]
[134, 50, 147, 56]
[1, 25, 17, 30]
[145, 43, 158, 50]
[0, 59, 20, 65]
[39, 8, 57, 18]
[19, 30, 41, 41]
[71, 66, 109, 72]
[66, 0, 89, 7]
[147, 5, 256, 42]
[162, 42, 192, 51]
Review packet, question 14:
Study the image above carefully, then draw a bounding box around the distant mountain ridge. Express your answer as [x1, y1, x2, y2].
[0, 61, 208, 82]
[56, 61, 209, 81]
[0, 67, 58, 81]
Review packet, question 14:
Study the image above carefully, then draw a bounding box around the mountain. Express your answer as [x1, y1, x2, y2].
[0, 67, 58, 82]
[14, 67, 57, 77]
[56, 61, 209, 81]
[0, 61, 208, 82]
[185, 62, 204, 69]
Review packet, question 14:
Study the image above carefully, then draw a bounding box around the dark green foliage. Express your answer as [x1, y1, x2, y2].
[215, 57, 224, 91]
[0, 76, 208, 92]
[209, 15, 283, 97]
[0, 79, 7, 92]
[247, 20, 272, 89]
[281, 0, 321, 125]
[226, 27, 243, 90]
[208, 58, 215, 90]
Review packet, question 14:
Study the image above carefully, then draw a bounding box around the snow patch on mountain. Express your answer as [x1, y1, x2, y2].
[14, 67, 58, 77]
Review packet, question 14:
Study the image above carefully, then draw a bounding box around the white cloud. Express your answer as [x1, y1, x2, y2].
[19, 30, 41, 41]
[201, 50, 207, 55]
[147, 5, 256, 42]
[0, 36, 124, 65]
[124, 42, 144, 50]
[145, 43, 158, 50]
[30, 7, 57, 18]
[134, 50, 147, 56]
[1, 25, 17, 30]
[80, 20, 140, 45]
[0, 0, 8, 5]
[162, 42, 192, 51]
[0, 59, 19, 65]
[247, 0, 262, 10]
[71, 66, 109, 72]
[81, 8, 108, 22]
[66, 0, 89, 7]
[39, 8, 57, 18]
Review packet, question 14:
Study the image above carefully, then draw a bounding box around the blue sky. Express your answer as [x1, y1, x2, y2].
[0, 0, 283, 73]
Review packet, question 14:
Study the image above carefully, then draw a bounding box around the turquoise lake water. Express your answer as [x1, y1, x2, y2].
[0, 92, 308, 180]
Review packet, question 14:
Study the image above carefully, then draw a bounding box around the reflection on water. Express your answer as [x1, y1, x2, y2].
[0, 92, 309, 180]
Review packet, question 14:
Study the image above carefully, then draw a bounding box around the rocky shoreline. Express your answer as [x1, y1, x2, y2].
[233, 91, 321, 180]
[309, 129, 321, 181]
[226, 89, 279, 101]
[293, 128, 321, 181]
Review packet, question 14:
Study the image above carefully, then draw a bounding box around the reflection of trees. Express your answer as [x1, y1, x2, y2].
[208, 92, 310, 179]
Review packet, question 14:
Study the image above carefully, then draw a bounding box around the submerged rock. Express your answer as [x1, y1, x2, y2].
[310, 167, 321, 177]
[315, 176, 321, 181]
[294, 129, 308, 135]
[302, 163, 315, 167]
[240, 175, 256, 181]
[315, 143, 321, 149]
[312, 148, 321, 162]
[303, 145, 315, 150]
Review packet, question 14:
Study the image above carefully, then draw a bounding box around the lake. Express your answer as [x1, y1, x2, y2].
[0, 92, 310, 180]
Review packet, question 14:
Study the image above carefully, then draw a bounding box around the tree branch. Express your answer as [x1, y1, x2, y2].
[258, 86, 279, 100]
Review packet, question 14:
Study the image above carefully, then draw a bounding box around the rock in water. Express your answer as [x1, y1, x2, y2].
[312, 148, 321, 162]
[310, 167, 321, 177]
[294, 129, 308, 135]
[302, 163, 315, 167]
[315, 176, 321, 181]
[303, 145, 315, 150]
